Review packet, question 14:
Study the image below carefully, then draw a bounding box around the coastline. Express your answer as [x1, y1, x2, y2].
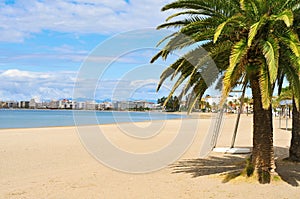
[0, 110, 186, 130]
[0, 116, 190, 132]
[0, 115, 298, 198]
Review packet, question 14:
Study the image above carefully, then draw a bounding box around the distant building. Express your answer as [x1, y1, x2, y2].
[48, 100, 59, 109]
[77, 102, 86, 110]
[103, 102, 112, 110]
[0, 99, 166, 111]
[36, 101, 48, 109]
[19, 101, 29, 108]
[98, 102, 112, 110]
[135, 101, 145, 109]
[227, 94, 239, 103]
[29, 99, 36, 109]
[113, 101, 137, 110]
[7, 101, 18, 108]
[112, 100, 157, 110]
[58, 99, 75, 109]
[144, 102, 155, 109]
[86, 101, 97, 110]
[205, 96, 221, 106]
[0, 101, 5, 108]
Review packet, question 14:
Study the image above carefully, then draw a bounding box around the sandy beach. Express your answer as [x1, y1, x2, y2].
[0, 113, 299, 199]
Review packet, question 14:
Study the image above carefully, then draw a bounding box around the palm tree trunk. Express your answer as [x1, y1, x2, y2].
[289, 99, 300, 161]
[250, 73, 274, 184]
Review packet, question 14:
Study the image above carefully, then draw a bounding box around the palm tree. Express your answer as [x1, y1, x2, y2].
[290, 96, 300, 161]
[151, 0, 300, 183]
[275, 8, 300, 162]
[289, 9, 300, 162]
[277, 86, 300, 161]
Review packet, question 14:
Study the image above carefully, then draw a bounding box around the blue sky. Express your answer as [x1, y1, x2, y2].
[0, 0, 223, 102]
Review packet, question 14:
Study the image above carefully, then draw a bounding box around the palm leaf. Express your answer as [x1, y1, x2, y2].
[220, 39, 248, 105]
[281, 30, 300, 57]
[163, 74, 187, 107]
[213, 15, 244, 43]
[259, 63, 272, 109]
[262, 37, 279, 84]
[187, 79, 207, 113]
[273, 9, 294, 27]
[229, 39, 248, 70]
[156, 59, 184, 91]
[248, 16, 267, 47]
[214, 21, 227, 43]
[166, 10, 203, 22]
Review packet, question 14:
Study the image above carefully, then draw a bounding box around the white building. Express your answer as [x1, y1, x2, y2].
[205, 96, 221, 106]
[98, 102, 112, 110]
[86, 101, 98, 110]
[58, 99, 75, 109]
[29, 99, 36, 109]
[48, 100, 59, 109]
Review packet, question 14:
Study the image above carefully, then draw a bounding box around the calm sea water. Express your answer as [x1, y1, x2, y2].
[0, 109, 184, 129]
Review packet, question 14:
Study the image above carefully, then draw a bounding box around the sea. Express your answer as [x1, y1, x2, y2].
[0, 109, 185, 129]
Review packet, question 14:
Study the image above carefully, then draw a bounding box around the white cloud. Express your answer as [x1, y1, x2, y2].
[129, 79, 159, 87]
[0, 69, 77, 101]
[0, 0, 174, 42]
[0, 69, 174, 101]
[1, 69, 49, 79]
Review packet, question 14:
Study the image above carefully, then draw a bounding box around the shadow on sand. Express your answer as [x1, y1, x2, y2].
[170, 154, 247, 183]
[279, 128, 292, 131]
[275, 147, 300, 187]
[170, 147, 300, 186]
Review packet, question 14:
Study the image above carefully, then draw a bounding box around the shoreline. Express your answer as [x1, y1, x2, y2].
[0, 110, 188, 130]
[0, 116, 195, 131]
[0, 112, 239, 131]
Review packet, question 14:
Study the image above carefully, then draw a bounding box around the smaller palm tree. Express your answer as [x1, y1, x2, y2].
[278, 86, 300, 161]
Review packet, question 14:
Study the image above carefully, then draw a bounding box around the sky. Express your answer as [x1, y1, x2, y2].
[0, 0, 222, 102]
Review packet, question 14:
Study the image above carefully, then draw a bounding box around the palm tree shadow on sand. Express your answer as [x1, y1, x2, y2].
[170, 154, 248, 183]
[170, 147, 300, 185]
[275, 147, 300, 187]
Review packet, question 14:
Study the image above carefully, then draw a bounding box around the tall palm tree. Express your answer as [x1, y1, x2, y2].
[151, 0, 300, 183]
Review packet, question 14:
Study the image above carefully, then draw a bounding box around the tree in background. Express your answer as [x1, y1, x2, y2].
[277, 86, 300, 161]
[158, 96, 180, 112]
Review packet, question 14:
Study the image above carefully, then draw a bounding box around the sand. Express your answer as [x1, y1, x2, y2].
[0, 113, 299, 199]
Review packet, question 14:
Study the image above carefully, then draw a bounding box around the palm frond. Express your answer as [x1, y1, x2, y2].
[214, 15, 245, 43]
[220, 39, 248, 106]
[259, 63, 272, 109]
[162, 74, 187, 107]
[281, 30, 300, 57]
[156, 58, 185, 91]
[262, 37, 279, 84]
[248, 15, 267, 47]
[166, 10, 204, 22]
[187, 79, 207, 113]
[229, 39, 248, 70]
[272, 9, 294, 27]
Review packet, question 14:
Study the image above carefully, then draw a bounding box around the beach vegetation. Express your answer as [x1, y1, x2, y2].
[151, 0, 300, 183]
[158, 96, 180, 112]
